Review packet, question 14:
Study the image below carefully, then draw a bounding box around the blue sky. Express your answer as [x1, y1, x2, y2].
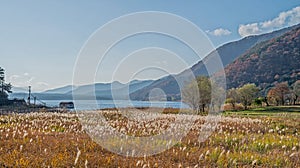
[0, 1, 299, 91]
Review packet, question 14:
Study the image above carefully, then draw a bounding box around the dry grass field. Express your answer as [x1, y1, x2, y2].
[0, 107, 299, 167]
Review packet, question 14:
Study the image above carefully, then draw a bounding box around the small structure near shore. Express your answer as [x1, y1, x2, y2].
[59, 102, 74, 109]
[8, 98, 27, 106]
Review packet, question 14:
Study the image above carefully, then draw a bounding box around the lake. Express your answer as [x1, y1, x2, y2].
[42, 99, 189, 110]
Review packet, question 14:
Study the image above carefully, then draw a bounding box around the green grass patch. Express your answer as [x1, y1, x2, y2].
[223, 106, 300, 117]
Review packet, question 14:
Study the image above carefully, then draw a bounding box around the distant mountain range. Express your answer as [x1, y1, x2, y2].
[71, 80, 154, 100]
[10, 24, 300, 101]
[10, 80, 154, 100]
[43, 85, 75, 94]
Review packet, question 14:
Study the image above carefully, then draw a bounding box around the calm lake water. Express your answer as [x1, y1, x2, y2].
[43, 100, 189, 110]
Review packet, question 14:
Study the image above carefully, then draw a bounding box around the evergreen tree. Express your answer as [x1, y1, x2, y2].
[0, 67, 12, 105]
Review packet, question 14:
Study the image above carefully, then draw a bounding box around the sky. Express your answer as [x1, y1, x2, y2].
[0, 1, 300, 91]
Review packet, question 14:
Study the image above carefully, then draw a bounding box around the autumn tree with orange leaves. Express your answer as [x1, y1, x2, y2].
[267, 82, 290, 106]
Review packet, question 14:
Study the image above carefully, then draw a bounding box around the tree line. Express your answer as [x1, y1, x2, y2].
[267, 81, 300, 106]
[0, 67, 12, 105]
[183, 76, 300, 113]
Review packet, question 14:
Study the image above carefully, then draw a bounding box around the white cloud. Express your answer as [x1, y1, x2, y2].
[37, 82, 49, 86]
[238, 6, 300, 37]
[9, 75, 20, 81]
[288, 6, 300, 26]
[9, 73, 33, 87]
[261, 6, 300, 28]
[238, 23, 262, 37]
[8, 73, 48, 91]
[36, 82, 49, 91]
[206, 28, 232, 36]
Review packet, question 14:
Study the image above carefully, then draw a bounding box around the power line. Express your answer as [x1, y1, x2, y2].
[27, 86, 46, 106]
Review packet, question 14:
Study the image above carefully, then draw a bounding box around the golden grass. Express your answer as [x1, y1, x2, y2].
[0, 109, 299, 167]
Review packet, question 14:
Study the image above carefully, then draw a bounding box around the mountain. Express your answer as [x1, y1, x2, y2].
[225, 25, 300, 94]
[69, 81, 124, 95]
[72, 80, 154, 99]
[130, 24, 300, 100]
[43, 85, 75, 94]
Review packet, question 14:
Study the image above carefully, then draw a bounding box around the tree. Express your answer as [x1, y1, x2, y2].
[263, 96, 269, 106]
[254, 97, 264, 107]
[292, 80, 300, 105]
[267, 82, 290, 106]
[0, 67, 12, 105]
[267, 88, 280, 106]
[237, 83, 259, 110]
[226, 88, 239, 110]
[182, 79, 200, 112]
[182, 76, 211, 113]
[197, 76, 212, 113]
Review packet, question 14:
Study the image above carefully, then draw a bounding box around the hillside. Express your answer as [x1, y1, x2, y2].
[130, 24, 300, 100]
[225, 26, 300, 94]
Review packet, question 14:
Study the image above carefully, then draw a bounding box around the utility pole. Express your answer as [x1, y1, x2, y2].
[28, 86, 31, 105]
[0, 69, 3, 93]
